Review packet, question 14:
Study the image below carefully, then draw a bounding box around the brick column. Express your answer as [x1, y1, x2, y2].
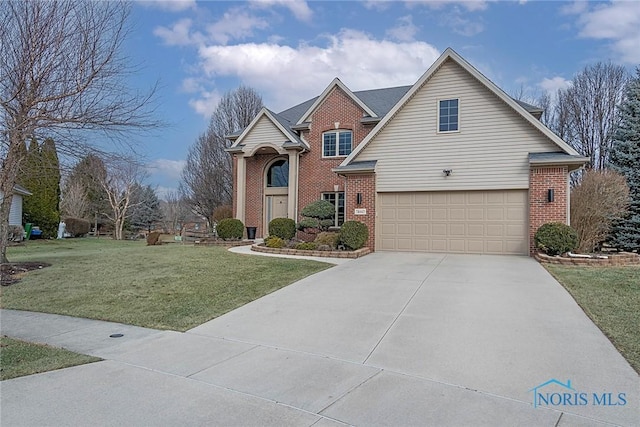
[345, 173, 376, 251]
[235, 155, 246, 224]
[529, 166, 568, 255]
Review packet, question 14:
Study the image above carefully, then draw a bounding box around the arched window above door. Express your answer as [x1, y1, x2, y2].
[267, 159, 289, 187]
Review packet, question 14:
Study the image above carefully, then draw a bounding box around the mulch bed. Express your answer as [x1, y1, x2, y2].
[0, 262, 51, 287]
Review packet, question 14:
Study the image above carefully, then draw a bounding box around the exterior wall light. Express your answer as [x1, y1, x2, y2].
[356, 193, 362, 205]
[547, 189, 554, 203]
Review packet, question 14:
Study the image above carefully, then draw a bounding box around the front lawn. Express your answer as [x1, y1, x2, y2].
[0, 336, 100, 380]
[1, 239, 331, 331]
[545, 264, 640, 373]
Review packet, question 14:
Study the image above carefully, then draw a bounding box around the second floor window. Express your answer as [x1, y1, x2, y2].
[439, 99, 459, 132]
[323, 130, 352, 157]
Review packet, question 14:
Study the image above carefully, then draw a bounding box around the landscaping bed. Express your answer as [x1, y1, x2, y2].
[193, 239, 254, 247]
[252, 244, 371, 258]
[535, 251, 639, 266]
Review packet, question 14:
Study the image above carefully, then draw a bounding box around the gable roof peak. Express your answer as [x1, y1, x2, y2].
[341, 47, 580, 166]
[296, 77, 377, 125]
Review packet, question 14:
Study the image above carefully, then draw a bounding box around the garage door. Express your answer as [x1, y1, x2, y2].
[377, 190, 528, 255]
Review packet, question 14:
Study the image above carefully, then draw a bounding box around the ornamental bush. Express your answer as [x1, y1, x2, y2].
[315, 231, 339, 249]
[265, 236, 285, 248]
[534, 222, 578, 256]
[212, 205, 233, 223]
[298, 200, 336, 232]
[146, 231, 161, 246]
[339, 221, 369, 250]
[216, 218, 244, 240]
[64, 217, 90, 237]
[269, 218, 296, 240]
[8, 225, 25, 242]
[295, 242, 318, 251]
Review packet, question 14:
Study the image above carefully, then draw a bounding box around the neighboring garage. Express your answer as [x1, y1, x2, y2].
[376, 190, 528, 255]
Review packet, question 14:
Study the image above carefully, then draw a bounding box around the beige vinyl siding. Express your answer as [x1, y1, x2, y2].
[241, 116, 289, 153]
[356, 59, 560, 192]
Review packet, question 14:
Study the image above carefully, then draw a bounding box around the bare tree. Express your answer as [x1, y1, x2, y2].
[180, 86, 262, 227]
[570, 170, 629, 253]
[0, 1, 158, 262]
[161, 190, 189, 234]
[60, 179, 88, 219]
[100, 160, 146, 240]
[555, 62, 628, 171]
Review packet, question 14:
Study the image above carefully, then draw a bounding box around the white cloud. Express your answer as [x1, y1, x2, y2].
[196, 30, 440, 111]
[560, 0, 588, 16]
[139, 0, 196, 12]
[363, 1, 392, 11]
[386, 16, 419, 42]
[539, 76, 572, 94]
[154, 18, 203, 46]
[407, 0, 491, 12]
[441, 14, 484, 36]
[250, 0, 313, 22]
[570, 1, 640, 63]
[207, 9, 270, 45]
[180, 77, 202, 94]
[148, 159, 186, 180]
[188, 90, 222, 117]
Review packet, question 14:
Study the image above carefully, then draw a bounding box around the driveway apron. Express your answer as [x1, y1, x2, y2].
[1, 253, 638, 426]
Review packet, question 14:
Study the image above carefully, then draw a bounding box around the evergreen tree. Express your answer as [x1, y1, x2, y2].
[609, 67, 640, 251]
[20, 138, 61, 237]
[129, 184, 162, 232]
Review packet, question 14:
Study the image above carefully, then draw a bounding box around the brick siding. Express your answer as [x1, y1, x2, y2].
[344, 173, 376, 251]
[529, 166, 568, 255]
[297, 87, 374, 219]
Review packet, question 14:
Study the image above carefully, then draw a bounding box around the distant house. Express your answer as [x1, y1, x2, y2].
[0, 184, 32, 226]
[227, 48, 588, 255]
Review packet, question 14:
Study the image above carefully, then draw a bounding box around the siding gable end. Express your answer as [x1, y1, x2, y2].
[355, 59, 565, 192]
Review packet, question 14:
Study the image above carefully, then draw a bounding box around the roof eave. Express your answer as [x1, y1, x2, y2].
[332, 166, 376, 175]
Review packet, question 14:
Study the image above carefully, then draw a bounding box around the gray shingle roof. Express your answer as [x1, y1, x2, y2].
[232, 82, 547, 145]
[529, 152, 589, 164]
[332, 160, 377, 174]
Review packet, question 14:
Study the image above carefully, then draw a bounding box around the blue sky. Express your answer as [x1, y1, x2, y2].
[129, 0, 640, 197]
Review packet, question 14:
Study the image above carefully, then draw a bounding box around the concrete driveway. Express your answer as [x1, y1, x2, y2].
[2, 253, 638, 426]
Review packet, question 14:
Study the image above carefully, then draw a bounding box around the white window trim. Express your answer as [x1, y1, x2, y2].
[322, 130, 353, 158]
[437, 98, 460, 134]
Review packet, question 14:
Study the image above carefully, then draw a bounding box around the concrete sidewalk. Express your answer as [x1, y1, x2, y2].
[1, 253, 639, 426]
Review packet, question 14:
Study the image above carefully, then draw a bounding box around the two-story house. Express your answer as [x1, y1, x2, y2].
[227, 48, 587, 255]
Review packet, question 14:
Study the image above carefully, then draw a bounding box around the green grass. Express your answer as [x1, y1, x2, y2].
[1, 238, 331, 331]
[545, 264, 640, 373]
[0, 336, 100, 381]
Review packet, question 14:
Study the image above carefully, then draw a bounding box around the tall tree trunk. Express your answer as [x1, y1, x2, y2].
[1, 127, 27, 263]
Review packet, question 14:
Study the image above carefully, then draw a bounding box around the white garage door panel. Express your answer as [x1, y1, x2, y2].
[377, 190, 528, 255]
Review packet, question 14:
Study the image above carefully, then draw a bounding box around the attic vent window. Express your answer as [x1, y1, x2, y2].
[438, 99, 459, 132]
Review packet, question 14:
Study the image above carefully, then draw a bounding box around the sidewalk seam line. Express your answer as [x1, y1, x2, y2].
[362, 254, 447, 364]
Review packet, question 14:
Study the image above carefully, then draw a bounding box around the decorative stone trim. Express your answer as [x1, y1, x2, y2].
[194, 240, 255, 247]
[535, 252, 640, 266]
[252, 244, 371, 259]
